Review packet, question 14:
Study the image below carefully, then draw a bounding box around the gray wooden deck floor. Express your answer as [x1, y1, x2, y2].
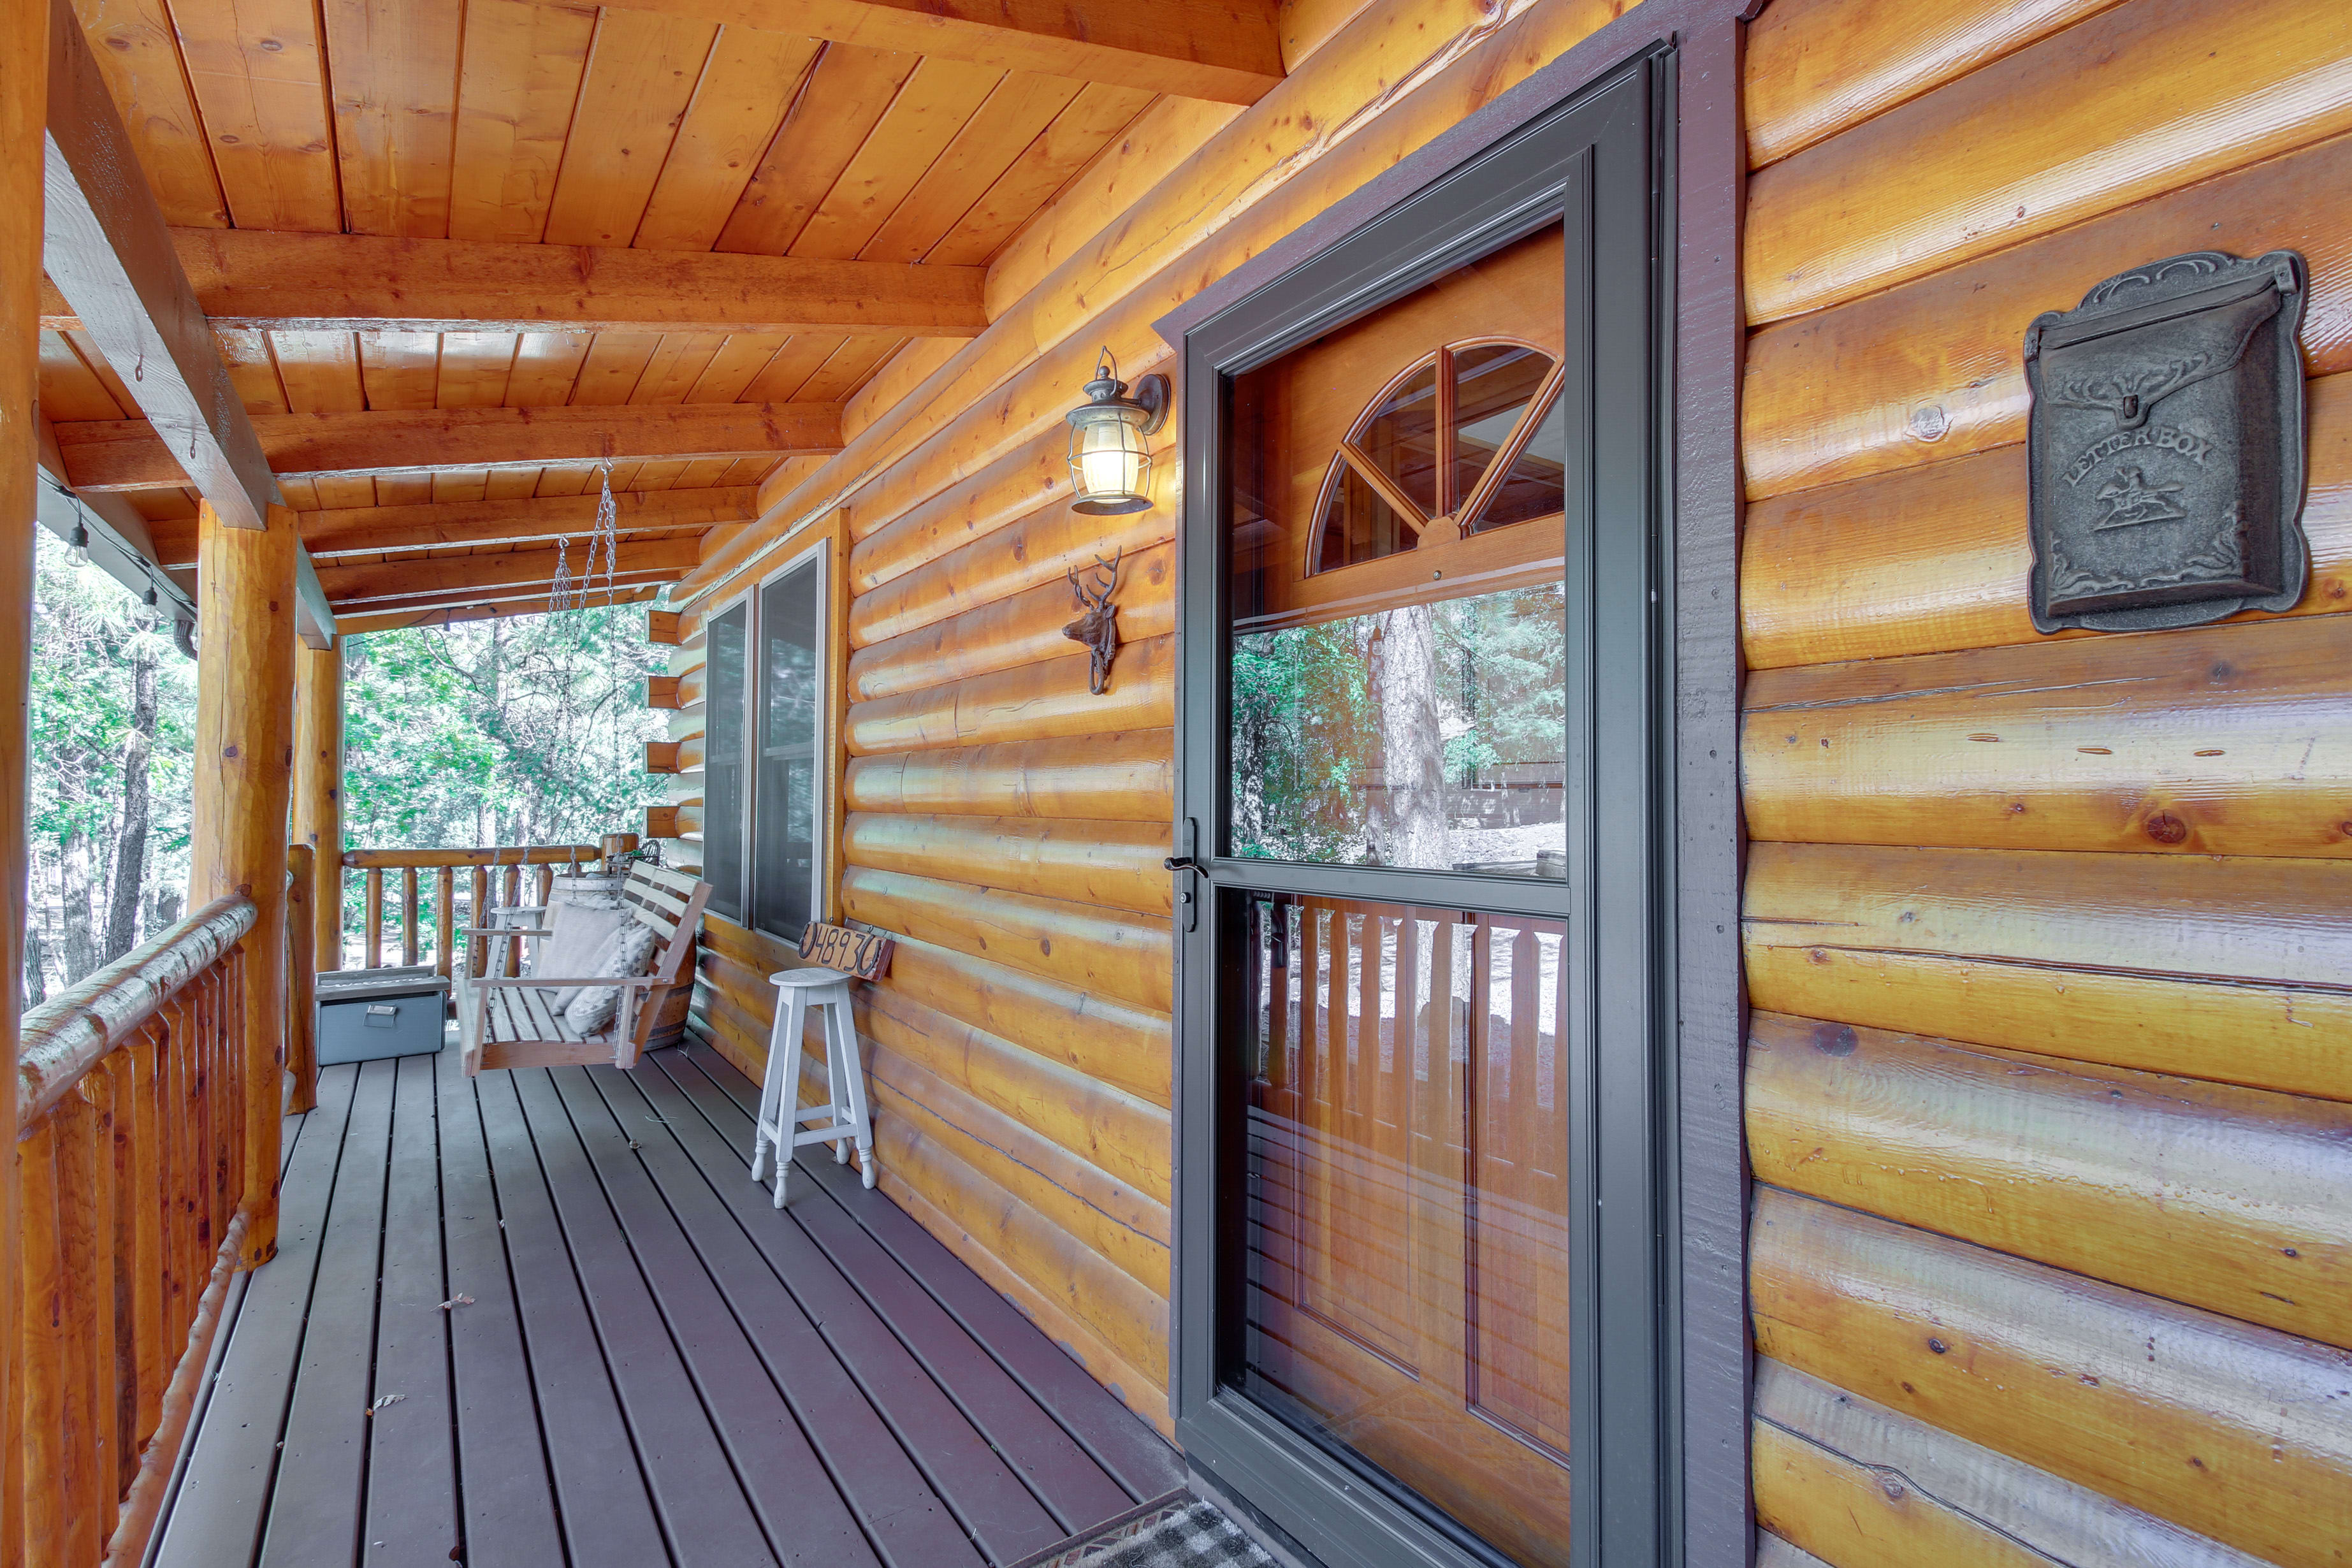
[151, 1040, 1182, 1568]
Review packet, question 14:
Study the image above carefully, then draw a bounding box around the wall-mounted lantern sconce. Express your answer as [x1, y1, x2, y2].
[1066, 349, 1169, 515]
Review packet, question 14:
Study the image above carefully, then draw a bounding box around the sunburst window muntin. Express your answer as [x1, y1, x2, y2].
[1307, 336, 1567, 576]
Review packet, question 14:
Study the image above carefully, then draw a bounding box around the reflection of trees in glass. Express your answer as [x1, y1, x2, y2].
[751, 565, 823, 938]
[1436, 585, 1565, 790]
[1231, 618, 1377, 862]
[1230, 583, 1565, 866]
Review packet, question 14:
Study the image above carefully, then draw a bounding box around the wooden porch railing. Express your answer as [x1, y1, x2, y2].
[339, 845, 602, 977]
[8, 896, 258, 1568]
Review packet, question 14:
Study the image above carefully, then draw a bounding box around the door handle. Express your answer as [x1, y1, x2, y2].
[1170, 820, 1202, 930]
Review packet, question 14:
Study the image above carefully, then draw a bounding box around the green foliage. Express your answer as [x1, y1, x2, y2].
[22, 528, 674, 987]
[1434, 584, 1566, 785]
[27, 535, 191, 849]
[1228, 583, 1566, 864]
[24, 532, 195, 994]
[342, 605, 675, 852]
[1230, 618, 1379, 862]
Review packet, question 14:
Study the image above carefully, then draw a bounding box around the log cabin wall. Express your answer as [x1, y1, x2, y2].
[645, 0, 1667, 1436]
[1738, 1, 2352, 1563]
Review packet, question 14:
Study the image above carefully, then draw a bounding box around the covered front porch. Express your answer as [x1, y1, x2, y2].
[157, 1040, 1181, 1568]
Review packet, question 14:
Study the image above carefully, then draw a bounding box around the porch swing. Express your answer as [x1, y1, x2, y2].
[457, 470, 713, 1075]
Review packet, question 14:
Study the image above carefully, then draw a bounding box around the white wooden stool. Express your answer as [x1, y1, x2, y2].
[748, 967, 876, 1206]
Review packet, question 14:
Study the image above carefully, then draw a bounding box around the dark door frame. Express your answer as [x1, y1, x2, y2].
[1154, 6, 1753, 1565]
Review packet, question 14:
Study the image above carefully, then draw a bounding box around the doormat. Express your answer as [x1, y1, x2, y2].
[1013, 1496, 1275, 1568]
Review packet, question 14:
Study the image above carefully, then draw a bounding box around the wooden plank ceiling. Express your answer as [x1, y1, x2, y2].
[36, 0, 1238, 618]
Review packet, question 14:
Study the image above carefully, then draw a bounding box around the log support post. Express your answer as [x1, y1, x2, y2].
[188, 499, 299, 1268]
[293, 640, 344, 971]
[2, 0, 50, 1497]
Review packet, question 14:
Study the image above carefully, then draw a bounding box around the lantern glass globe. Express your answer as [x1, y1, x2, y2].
[1064, 356, 1168, 516]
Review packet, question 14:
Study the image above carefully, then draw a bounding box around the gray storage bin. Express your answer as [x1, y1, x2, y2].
[317, 966, 449, 1064]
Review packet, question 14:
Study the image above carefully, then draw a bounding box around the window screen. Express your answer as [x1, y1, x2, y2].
[751, 557, 823, 940]
[702, 600, 749, 923]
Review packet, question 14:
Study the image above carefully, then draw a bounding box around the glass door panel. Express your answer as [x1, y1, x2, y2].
[1239, 893, 1575, 1567]
[1228, 226, 1571, 881]
[1217, 220, 1574, 1566]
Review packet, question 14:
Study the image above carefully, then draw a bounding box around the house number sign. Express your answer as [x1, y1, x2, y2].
[2024, 249, 2309, 632]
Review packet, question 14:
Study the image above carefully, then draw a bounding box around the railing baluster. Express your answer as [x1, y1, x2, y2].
[184, 975, 207, 1349]
[127, 1022, 165, 1441]
[96, 1066, 138, 1498]
[401, 867, 420, 967]
[58, 1092, 106, 1561]
[286, 845, 317, 1114]
[435, 869, 455, 980]
[365, 867, 385, 969]
[20, 1119, 69, 1564]
[216, 955, 239, 1262]
[470, 867, 490, 977]
[154, 999, 184, 1368]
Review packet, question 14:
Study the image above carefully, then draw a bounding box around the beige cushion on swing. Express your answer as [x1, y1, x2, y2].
[562, 921, 658, 1036]
[537, 897, 630, 1011]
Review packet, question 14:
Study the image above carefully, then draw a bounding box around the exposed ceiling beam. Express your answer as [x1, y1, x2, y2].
[42, 0, 331, 645]
[52, 403, 842, 490]
[613, 0, 1282, 103]
[316, 538, 702, 607]
[338, 585, 664, 638]
[146, 486, 758, 569]
[38, 229, 991, 336]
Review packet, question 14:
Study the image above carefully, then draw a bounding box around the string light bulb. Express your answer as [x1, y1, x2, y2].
[69, 523, 91, 563]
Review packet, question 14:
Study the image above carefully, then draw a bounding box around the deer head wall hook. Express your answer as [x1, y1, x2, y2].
[1062, 548, 1123, 695]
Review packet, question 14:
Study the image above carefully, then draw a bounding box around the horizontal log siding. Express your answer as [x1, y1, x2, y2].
[1740, 3, 2352, 1564]
[1741, 373, 2352, 668]
[647, 625, 708, 853]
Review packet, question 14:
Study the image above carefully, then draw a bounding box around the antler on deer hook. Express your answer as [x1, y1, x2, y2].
[1061, 548, 1124, 695]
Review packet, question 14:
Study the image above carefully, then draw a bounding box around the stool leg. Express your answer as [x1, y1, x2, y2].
[824, 994, 852, 1164]
[770, 988, 810, 1207]
[750, 992, 788, 1181]
[831, 991, 877, 1190]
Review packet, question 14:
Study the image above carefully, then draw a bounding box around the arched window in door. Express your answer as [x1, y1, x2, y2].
[1310, 338, 1567, 574]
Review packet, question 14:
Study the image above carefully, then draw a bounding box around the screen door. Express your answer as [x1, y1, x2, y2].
[1175, 61, 1668, 1568]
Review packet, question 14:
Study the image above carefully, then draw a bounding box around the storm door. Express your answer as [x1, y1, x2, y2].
[1174, 62, 1669, 1568]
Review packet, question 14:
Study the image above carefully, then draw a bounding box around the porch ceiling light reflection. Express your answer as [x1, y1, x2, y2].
[1066, 348, 1168, 515]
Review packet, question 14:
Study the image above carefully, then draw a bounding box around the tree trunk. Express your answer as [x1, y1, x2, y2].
[1371, 605, 1450, 870]
[146, 884, 182, 936]
[58, 824, 96, 984]
[24, 924, 47, 1006]
[103, 634, 158, 961]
